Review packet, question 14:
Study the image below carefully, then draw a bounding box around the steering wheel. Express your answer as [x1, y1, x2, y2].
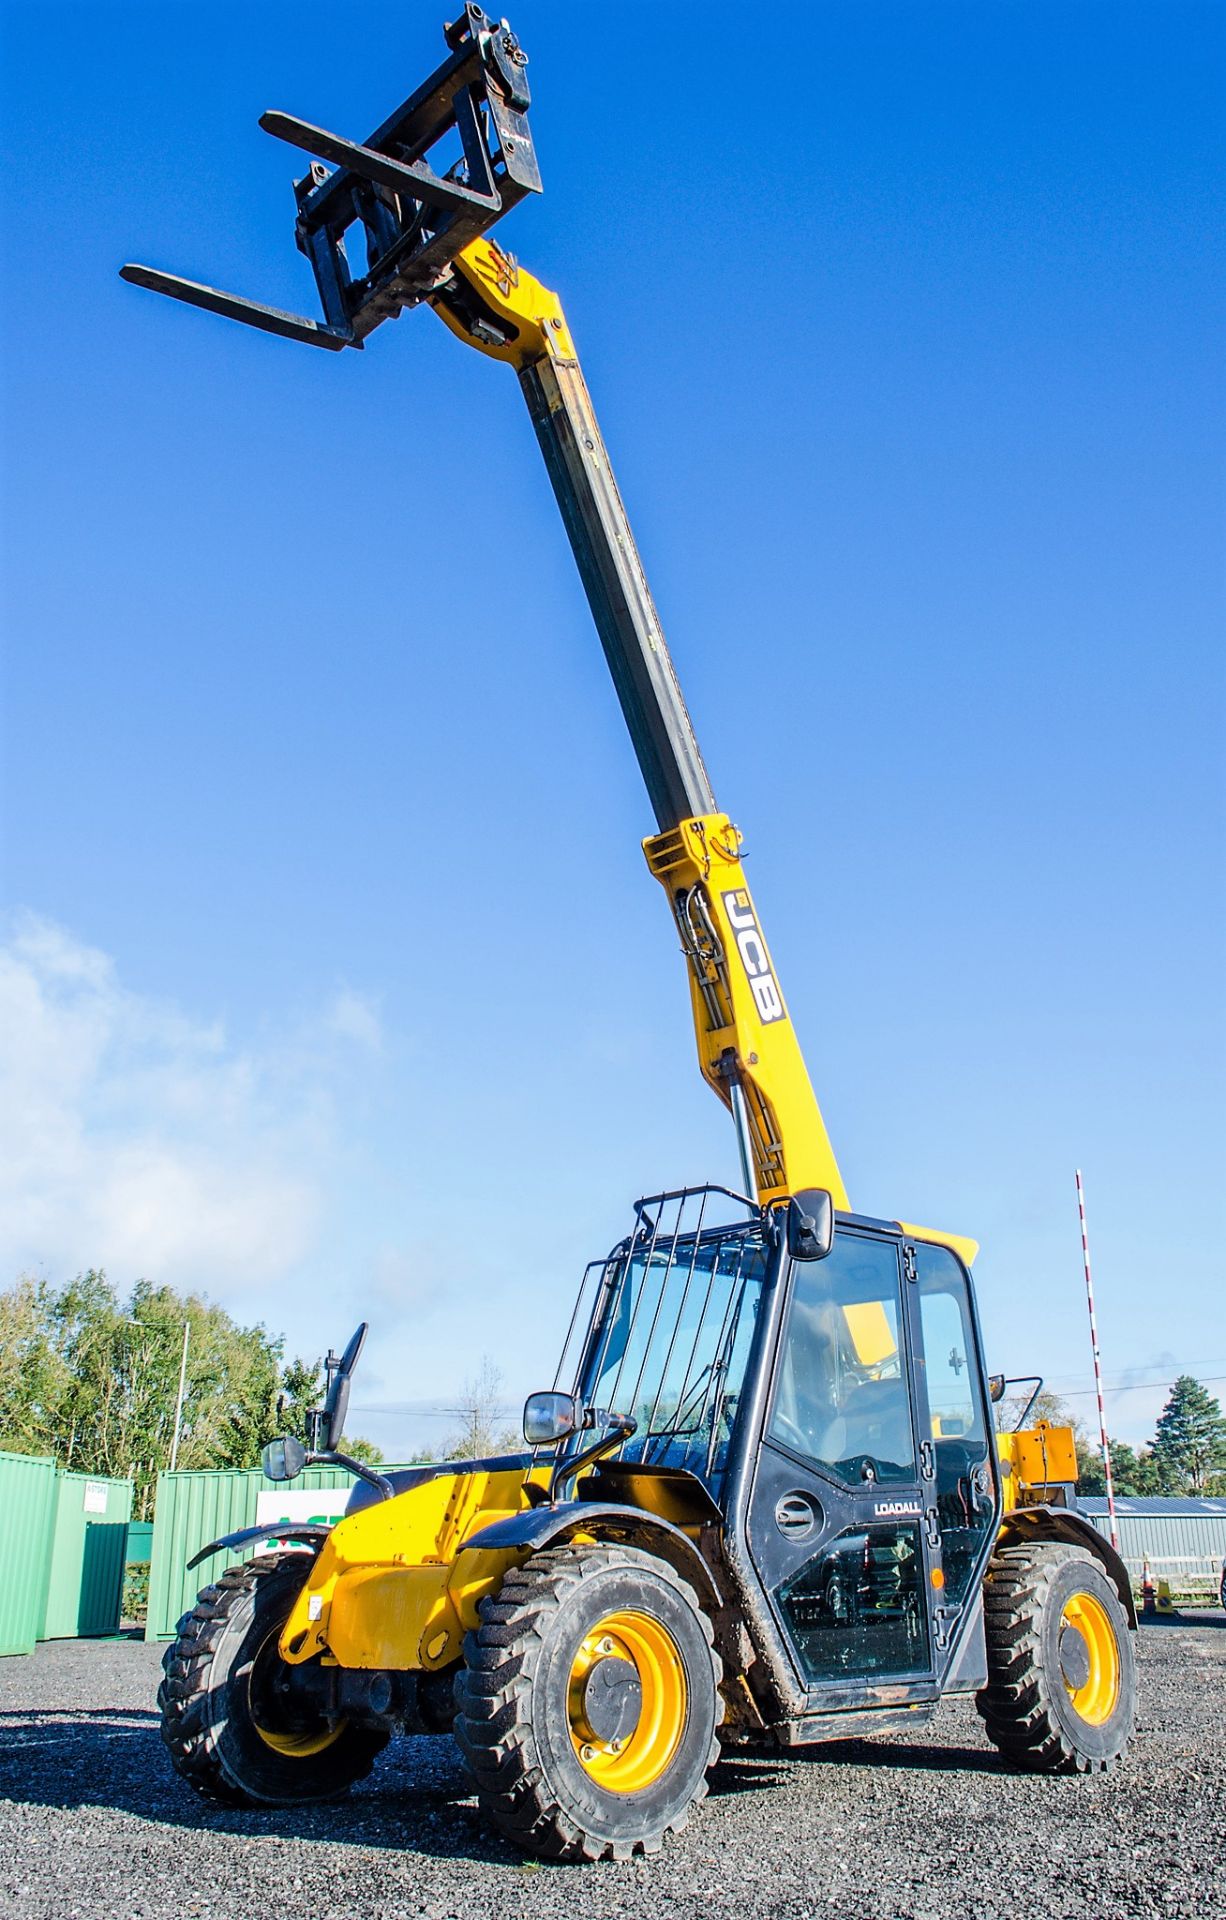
[771, 1411, 814, 1458]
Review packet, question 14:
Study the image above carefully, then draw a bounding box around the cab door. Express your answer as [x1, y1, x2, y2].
[743, 1226, 1000, 1709]
[745, 1227, 942, 1707]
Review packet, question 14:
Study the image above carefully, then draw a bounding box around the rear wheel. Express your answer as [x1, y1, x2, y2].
[159, 1552, 388, 1806]
[454, 1544, 722, 1861]
[976, 1542, 1136, 1773]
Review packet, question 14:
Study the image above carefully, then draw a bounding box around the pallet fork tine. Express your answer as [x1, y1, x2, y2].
[118, 264, 353, 350]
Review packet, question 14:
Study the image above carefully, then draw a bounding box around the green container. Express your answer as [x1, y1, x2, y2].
[146, 1465, 364, 1640]
[124, 1520, 154, 1566]
[0, 1451, 58, 1656]
[40, 1472, 134, 1639]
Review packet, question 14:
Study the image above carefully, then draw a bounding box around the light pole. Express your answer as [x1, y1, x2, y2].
[169, 1319, 190, 1472]
[1075, 1169, 1118, 1550]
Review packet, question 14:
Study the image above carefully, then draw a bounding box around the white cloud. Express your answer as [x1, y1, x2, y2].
[0, 916, 594, 1446]
[0, 913, 378, 1296]
[323, 987, 383, 1053]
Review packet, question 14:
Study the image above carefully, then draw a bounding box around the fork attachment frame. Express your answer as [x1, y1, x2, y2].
[121, 5, 541, 350]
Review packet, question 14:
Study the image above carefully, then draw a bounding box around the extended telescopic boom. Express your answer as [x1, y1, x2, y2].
[120, 6, 848, 1211]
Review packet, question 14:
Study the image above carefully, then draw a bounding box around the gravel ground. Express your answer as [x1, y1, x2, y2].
[1, 1613, 1222, 1920]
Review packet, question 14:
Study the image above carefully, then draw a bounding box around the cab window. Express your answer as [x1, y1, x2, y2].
[915, 1241, 996, 1605]
[768, 1232, 915, 1486]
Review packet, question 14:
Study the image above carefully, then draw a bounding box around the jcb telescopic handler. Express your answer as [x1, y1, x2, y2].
[125, 9, 1137, 1862]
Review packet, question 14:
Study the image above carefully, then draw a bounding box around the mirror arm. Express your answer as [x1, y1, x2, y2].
[306, 1448, 396, 1502]
[994, 1374, 1044, 1431]
[549, 1416, 636, 1505]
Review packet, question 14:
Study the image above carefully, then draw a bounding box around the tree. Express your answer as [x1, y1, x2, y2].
[0, 1275, 73, 1458]
[0, 1270, 380, 1517]
[1076, 1437, 1159, 1498]
[996, 1386, 1081, 1438]
[442, 1356, 520, 1460]
[277, 1355, 326, 1444]
[996, 1387, 1099, 1471]
[1150, 1376, 1226, 1496]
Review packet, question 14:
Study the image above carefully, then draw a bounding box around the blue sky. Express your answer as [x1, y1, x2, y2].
[2, 2, 1223, 1454]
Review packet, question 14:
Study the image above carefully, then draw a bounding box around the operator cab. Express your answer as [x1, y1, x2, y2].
[539, 1185, 1001, 1710]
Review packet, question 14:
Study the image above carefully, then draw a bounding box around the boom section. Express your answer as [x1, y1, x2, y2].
[432, 242, 848, 1211]
[435, 242, 712, 832]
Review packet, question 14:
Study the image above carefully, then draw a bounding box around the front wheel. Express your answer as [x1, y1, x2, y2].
[159, 1552, 388, 1806]
[454, 1544, 722, 1862]
[976, 1542, 1136, 1773]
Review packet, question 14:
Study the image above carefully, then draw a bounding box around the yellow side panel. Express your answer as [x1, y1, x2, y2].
[996, 1431, 1019, 1512]
[995, 1421, 1078, 1514]
[1011, 1421, 1079, 1487]
[278, 1465, 548, 1672]
[321, 1564, 448, 1669]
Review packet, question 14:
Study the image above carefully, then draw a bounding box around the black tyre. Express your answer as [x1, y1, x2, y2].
[454, 1544, 722, 1862]
[976, 1542, 1136, 1773]
[158, 1552, 388, 1806]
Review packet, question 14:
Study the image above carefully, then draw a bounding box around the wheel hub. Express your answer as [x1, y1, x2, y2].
[1057, 1589, 1121, 1726]
[566, 1608, 688, 1793]
[581, 1654, 643, 1745]
[1058, 1622, 1091, 1691]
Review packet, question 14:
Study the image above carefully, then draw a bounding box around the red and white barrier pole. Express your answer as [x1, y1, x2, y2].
[1076, 1168, 1119, 1550]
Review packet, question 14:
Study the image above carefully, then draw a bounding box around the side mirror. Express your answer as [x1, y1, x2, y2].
[786, 1188, 834, 1262]
[262, 1435, 307, 1482]
[323, 1322, 367, 1453]
[524, 1390, 582, 1447]
[988, 1374, 1006, 1404]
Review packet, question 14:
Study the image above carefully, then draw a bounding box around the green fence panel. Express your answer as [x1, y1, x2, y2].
[0, 1451, 58, 1656]
[146, 1465, 363, 1640]
[40, 1473, 134, 1640]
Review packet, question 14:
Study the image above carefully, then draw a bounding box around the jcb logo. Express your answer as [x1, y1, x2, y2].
[721, 890, 786, 1024]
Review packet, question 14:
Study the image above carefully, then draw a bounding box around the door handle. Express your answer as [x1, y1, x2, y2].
[774, 1492, 821, 1540]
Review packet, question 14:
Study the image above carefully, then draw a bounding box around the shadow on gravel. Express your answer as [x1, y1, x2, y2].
[707, 1756, 791, 1797]
[702, 1734, 1010, 1800]
[1141, 1611, 1226, 1631]
[0, 1711, 517, 1867]
[787, 1737, 1009, 1774]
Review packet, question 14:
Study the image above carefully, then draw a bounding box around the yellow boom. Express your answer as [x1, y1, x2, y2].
[434, 238, 848, 1210]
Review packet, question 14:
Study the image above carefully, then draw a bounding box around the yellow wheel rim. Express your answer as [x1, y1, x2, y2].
[253, 1721, 346, 1757]
[1059, 1590, 1121, 1727]
[567, 1608, 687, 1793]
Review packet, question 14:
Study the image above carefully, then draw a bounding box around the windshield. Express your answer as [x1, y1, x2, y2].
[578, 1217, 769, 1496]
